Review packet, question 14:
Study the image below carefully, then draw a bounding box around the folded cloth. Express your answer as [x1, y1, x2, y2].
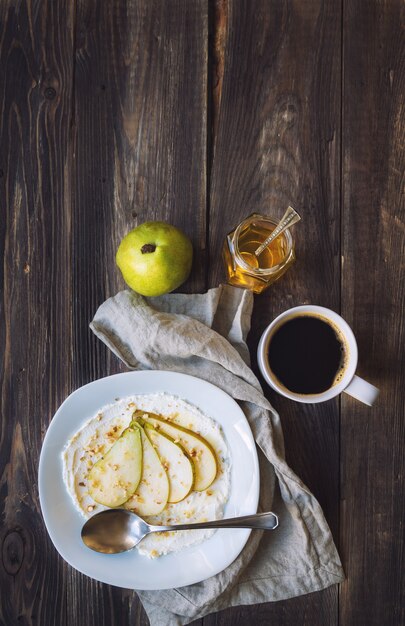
[90, 285, 344, 626]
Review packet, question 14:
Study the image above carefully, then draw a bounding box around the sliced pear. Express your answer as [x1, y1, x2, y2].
[88, 426, 142, 507]
[143, 422, 194, 503]
[124, 423, 169, 516]
[133, 411, 217, 491]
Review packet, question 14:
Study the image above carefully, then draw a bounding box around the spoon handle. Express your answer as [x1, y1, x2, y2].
[254, 206, 301, 257]
[148, 511, 279, 533]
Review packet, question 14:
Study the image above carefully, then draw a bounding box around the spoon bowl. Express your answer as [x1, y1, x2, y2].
[81, 508, 279, 554]
[82, 509, 149, 554]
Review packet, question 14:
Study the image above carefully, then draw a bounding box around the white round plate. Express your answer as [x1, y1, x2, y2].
[39, 370, 260, 590]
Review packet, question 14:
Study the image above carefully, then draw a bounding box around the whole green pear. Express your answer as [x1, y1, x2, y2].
[116, 221, 193, 296]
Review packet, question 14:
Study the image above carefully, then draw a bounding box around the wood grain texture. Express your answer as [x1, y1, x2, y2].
[0, 1, 207, 625]
[72, 0, 208, 389]
[70, 1, 207, 625]
[208, 0, 342, 623]
[340, 1, 405, 625]
[0, 1, 74, 624]
[1, 0, 405, 624]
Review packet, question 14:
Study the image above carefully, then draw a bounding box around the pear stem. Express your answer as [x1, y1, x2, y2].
[141, 243, 156, 254]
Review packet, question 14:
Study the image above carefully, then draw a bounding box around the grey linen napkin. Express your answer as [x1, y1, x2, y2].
[90, 285, 344, 625]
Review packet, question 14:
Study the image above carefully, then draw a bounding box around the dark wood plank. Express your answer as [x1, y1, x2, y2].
[208, 0, 342, 623]
[69, 0, 207, 624]
[0, 1, 75, 624]
[340, 1, 405, 624]
[72, 0, 208, 388]
[2, 1, 403, 625]
[203, 590, 339, 626]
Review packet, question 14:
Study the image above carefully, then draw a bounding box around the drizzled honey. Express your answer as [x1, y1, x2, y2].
[223, 214, 295, 294]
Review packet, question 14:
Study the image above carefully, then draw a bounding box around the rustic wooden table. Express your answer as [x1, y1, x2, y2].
[1, 1, 404, 625]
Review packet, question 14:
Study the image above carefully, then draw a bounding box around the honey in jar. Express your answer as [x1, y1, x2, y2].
[223, 213, 296, 294]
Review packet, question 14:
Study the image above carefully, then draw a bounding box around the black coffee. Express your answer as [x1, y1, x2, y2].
[267, 315, 346, 394]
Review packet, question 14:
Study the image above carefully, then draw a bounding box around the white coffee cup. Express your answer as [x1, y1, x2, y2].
[257, 305, 379, 405]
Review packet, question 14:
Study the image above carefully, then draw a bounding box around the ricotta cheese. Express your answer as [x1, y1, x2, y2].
[62, 393, 231, 557]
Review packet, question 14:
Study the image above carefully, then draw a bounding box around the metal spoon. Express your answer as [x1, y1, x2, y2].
[254, 205, 301, 258]
[81, 508, 279, 554]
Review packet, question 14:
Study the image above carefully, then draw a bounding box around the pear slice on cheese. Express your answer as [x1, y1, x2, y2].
[143, 422, 194, 503]
[88, 426, 142, 507]
[124, 423, 169, 516]
[133, 411, 217, 491]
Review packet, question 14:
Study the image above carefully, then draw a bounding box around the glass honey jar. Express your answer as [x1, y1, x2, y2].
[223, 212, 297, 294]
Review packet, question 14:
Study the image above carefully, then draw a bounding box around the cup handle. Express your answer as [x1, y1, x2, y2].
[344, 374, 379, 406]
